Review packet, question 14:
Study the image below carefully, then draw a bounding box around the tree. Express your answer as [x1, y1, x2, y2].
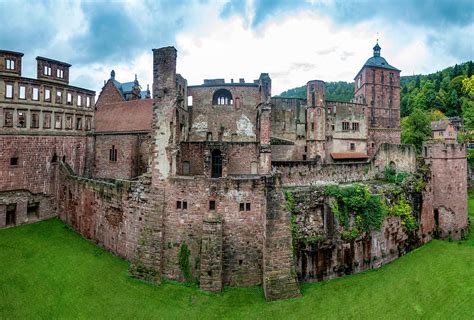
[429, 109, 446, 121]
[468, 61, 473, 78]
[401, 108, 432, 153]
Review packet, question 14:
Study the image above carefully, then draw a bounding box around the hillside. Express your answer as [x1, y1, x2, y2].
[278, 81, 354, 102]
[277, 61, 473, 120]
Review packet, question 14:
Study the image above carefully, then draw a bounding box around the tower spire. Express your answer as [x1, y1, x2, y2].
[373, 40, 381, 57]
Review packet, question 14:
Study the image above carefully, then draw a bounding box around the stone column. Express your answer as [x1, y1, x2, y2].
[199, 211, 223, 292]
[263, 179, 301, 301]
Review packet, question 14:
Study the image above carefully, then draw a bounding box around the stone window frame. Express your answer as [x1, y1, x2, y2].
[66, 92, 73, 105]
[32, 86, 40, 101]
[44, 87, 51, 102]
[54, 113, 63, 129]
[5, 82, 13, 99]
[212, 89, 233, 105]
[209, 200, 216, 211]
[56, 89, 63, 104]
[176, 200, 188, 210]
[3, 108, 14, 127]
[17, 110, 27, 128]
[76, 116, 82, 130]
[77, 95, 82, 107]
[352, 122, 360, 132]
[239, 202, 251, 212]
[56, 68, 64, 79]
[30, 111, 40, 129]
[44, 65, 52, 76]
[109, 145, 118, 162]
[43, 112, 52, 129]
[182, 161, 190, 175]
[65, 114, 73, 130]
[18, 84, 27, 100]
[5, 58, 15, 70]
[342, 121, 350, 131]
[86, 96, 91, 108]
[85, 116, 92, 131]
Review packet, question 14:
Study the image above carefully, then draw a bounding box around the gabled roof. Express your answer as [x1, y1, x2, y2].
[431, 120, 451, 131]
[95, 99, 153, 133]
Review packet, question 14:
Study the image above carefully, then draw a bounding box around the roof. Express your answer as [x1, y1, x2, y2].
[111, 79, 149, 100]
[362, 56, 400, 72]
[0, 49, 24, 57]
[36, 56, 71, 67]
[95, 99, 153, 133]
[431, 120, 451, 131]
[330, 152, 369, 160]
[354, 42, 400, 79]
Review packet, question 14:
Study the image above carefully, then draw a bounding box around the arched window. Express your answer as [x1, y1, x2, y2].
[211, 149, 222, 178]
[212, 89, 233, 105]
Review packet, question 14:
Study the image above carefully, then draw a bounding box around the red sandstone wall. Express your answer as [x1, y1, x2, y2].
[0, 135, 89, 194]
[187, 86, 260, 142]
[95, 134, 151, 180]
[95, 80, 124, 109]
[162, 177, 266, 286]
[58, 169, 152, 260]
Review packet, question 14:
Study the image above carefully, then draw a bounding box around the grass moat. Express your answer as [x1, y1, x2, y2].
[1, 192, 473, 319]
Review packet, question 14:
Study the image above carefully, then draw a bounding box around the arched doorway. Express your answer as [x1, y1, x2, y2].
[211, 149, 222, 178]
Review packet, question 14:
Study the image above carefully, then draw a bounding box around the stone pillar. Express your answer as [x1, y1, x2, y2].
[258, 103, 271, 175]
[0, 204, 6, 228]
[199, 212, 223, 292]
[151, 46, 178, 180]
[263, 179, 301, 301]
[130, 46, 179, 283]
[16, 200, 28, 225]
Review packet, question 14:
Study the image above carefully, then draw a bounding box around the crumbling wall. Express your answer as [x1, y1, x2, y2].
[58, 164, 151, 260]
[286, 182, 422, 283]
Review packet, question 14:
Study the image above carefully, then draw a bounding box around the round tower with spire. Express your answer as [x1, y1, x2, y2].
[353, 41, 401, 156]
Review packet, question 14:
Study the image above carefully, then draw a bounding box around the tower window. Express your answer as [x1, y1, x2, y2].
[109, 145, 118, 162]
[352, 122, 359, 131]
[209, 200, 216, 211]
[342, 121, 350, 131]
[211, 149, 222, 178]
[212, 89, 233, 105]
[44, 65, 51, 76]
[57, 68, 64, 79]
[10, 157, 18, 166]
[5, 58, 15, 70]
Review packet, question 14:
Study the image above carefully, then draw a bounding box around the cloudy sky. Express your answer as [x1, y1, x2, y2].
[1, 0, 472, 95]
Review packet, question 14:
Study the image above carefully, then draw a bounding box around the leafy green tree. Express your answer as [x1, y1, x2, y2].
[401, 108, 431, 153]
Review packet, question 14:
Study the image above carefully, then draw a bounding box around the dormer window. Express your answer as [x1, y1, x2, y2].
[5, 58, 15, 70]
[57, 68, 64, 79]
[44, 65, 51, 76]
[212, 89, 233, 105]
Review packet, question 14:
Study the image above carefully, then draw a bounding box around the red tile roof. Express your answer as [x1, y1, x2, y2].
[330, 152, 369, 160]
[95, 99, 153, 133]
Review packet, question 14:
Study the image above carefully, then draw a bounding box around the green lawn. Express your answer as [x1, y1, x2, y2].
[1, 195, 473, 320]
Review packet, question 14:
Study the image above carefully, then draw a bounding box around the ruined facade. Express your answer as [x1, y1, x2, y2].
[0, 44, 468, 301]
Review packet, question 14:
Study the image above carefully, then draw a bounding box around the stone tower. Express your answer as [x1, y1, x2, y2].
[354, 42, 401, 156]
[423, 140, 468, 240]
[306, 80, 326, 161]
